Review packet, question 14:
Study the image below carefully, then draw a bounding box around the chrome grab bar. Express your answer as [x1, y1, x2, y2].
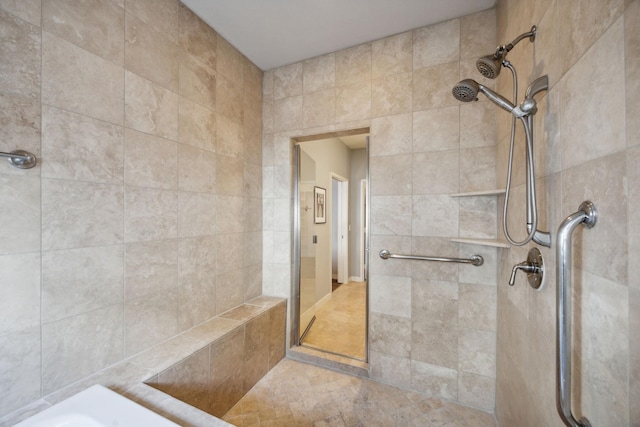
[556, 201, 597, 427]
[379, 249, 483, 266]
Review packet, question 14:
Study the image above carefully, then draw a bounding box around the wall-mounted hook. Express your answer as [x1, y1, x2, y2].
[0, 150, 37, 169]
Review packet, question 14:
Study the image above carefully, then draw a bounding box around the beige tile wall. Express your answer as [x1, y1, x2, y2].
[262, 9, 500, 410]
[495, 0, 639, 426]
[0, 0, 262, 417]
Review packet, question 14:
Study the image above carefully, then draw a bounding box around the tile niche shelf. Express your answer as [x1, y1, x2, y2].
[449, 189, 510, 249]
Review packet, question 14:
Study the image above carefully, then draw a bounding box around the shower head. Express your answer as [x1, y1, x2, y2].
[475, 25, 538, 80]
[452, 79, 480, 102]
[476, 54, 503, 79]
[452, 79, 515, 114]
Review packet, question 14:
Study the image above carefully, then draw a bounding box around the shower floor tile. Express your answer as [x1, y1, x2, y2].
[223, 359, 496, 426]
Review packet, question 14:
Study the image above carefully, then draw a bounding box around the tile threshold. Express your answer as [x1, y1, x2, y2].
[288, 345, 369, 378]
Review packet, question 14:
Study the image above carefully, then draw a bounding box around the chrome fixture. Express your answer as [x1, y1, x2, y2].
[556, 201, 597, 427]
[452, 25, 550, 248]
[475, 25, 536, 79]
[0, 150, 37, 169]
[379, 249, 483, 267]
[508, 247, 543, 288]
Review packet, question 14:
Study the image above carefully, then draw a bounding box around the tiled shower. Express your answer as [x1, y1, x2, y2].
[1, 0, 638, 426]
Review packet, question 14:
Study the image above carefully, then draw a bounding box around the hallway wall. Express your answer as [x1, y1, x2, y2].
[494, 0, 639, 425]
[0, 0, 262, 417]
[262, 9, 501, 410]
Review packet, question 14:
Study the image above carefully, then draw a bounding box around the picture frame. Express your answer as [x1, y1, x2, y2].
[314, 186, 326, 224]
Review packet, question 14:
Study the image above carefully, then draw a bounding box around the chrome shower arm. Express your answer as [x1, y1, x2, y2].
[501, 25, 537, 54]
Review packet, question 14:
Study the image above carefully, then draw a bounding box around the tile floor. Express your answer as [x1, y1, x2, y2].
[222, 359, 497, 426]
[302, 281, 367, 360]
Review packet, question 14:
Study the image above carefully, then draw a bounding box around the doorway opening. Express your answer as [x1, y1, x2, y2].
[293, 130, 369, 362]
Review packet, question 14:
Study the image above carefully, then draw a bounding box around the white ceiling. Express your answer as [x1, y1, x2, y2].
[181, 0, 496, 71]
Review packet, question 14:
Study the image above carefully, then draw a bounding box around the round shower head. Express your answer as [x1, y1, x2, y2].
[452, 79, 479, 102]
[476, 55, 502, 79]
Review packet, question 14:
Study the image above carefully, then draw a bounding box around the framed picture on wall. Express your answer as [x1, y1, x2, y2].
[314, 186, 326, 224]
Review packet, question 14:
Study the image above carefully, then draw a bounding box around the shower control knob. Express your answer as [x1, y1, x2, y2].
[519, 98, 537, 115]
[508, 248, 544, 289]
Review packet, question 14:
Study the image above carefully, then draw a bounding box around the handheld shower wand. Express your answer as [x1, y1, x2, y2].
[451, 77, 545, 119]
[452, 79, 515, 114]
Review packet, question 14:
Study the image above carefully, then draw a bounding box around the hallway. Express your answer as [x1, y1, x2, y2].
[302, 281, 367, 360]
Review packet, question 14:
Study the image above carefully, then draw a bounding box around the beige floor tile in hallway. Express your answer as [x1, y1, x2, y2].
[302, 281, 367, 360]
[223, 359, 497, 427]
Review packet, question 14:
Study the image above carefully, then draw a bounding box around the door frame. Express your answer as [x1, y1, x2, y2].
[331, 173, 349, 284]
[290, 130, 370, 362]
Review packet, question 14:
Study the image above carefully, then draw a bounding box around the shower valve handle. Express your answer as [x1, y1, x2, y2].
[509, 262, 539, 286]
[508, 248, 544, 289]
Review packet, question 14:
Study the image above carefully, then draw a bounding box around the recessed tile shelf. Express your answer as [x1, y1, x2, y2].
[450, 238, 510, 248]
[449, 189, 506, 197]
[449, 189, 510, 248]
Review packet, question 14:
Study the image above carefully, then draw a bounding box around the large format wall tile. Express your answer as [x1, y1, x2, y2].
[562, 153, 627, 284]
[412, 107, 460, 153]
[178, 236, 217, 330]
[125, 290, 178, 357]
[372, 32, 412, 79]
[178, 191, 216, 237]
[303, 54, 335, 94]
[412, 150, 459, 195]
[0, 9, 41, 98]
[336, 44, 371, 86]
[42, 0, 124, 65]
[179, 51, 216, 109]
[460, 9, 496, 61]
[178, 144, 217, 193]
[216, 75, 243, 124]
[42, 178, 124, 250]
[125, 186, 178, 242]
[413, 62, 460, 111]
[217, 36, 244, 87]
[124, 128, 178, 190]
[178, 96, 216, 152]
[42, 245, 123, 323]
[413, 19, 460, 69]
[335, 81, 371, 123]
[178, 2, 215, 69]
[0, 327, 41, 415]
[371, 72, 412, 118]
[0, 0, 41, 26]
[559, 17, 626, 169]
[126, 0, 179, 43]
[125, 13, 179, 92]
[125, 239, 178, 300]
[42, 32, 123, 125]
[125, 71, 178, 140]
[42, 304, 124, 394]
[557, 0, 624, 74]
[42, 105, 124, 184]
[0, 252, 40, 335]
[0, 174, 40, 255]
